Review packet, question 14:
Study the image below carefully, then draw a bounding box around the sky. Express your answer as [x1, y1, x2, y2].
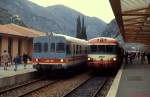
[29, 0, 115, 23]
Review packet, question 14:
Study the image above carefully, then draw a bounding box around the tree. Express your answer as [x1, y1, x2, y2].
[76, 15, 82, 38]
[81, 16, 87, 40]
[76, 15, 87, 40]
[10, 15, 27, 27]
[83, 26, 87, 40]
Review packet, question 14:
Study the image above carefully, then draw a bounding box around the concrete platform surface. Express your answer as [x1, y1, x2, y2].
[0, 64, 36, 78]
[0, 64, 38, 89]
[116, 61, 150, 97]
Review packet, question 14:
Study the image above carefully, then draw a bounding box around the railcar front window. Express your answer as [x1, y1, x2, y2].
[98, 45, 105, 53]
[56, 43, 65, 53]
[34, 43, 42, 53]
[89, 45, 117, 54]
[106, 45, 117, 53]
[90, 45, 97, 53]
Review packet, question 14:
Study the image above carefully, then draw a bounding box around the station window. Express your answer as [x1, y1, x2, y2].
[50, 43, 55, 52]
[34, 43, 42, 53]
[56, 43, 65, 53]
[43, 43, 48, 53]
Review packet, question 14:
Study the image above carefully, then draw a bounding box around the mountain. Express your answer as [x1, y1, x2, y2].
[0, 7, 27, 26]
[102, 19, 124, 44]
[0, 0, 107, 39]
[0, 7, 11, 24]
[102, 19, 118, 37]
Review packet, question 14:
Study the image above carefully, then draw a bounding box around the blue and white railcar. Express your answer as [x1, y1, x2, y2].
[32, 32, 88, 71]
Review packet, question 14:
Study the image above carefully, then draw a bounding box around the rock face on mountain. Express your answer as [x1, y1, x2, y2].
[101, 19, 124, 44]
[0, 0, 107, 39]
[102, 19, 118, 37]
[0, 7, 11, 24]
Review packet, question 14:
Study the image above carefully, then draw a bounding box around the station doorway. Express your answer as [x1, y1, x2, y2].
[8, 38, 13, 58]
[18, 39, 22, 56]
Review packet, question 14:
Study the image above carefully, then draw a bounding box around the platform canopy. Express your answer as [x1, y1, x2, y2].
[109, 0, 150, 46]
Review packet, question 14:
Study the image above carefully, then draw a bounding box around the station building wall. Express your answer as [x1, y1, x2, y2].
[0, 35, 33, 60]
[0, 23, 45, 64]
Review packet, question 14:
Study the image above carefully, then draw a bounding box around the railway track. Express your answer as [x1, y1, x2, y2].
[0, 78, 57, 97]
[62, 77, 108, 97]
[0, 72, 112, 97]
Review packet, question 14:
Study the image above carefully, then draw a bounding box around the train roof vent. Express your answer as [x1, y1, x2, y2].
[47, 32, 56, 36]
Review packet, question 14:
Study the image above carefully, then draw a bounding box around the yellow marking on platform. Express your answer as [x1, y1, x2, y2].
[106, 64, 124, 97]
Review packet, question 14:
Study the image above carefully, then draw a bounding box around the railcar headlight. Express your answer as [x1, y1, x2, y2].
[113, 57, 117, 61]
[88, 58, 91, 61]
[35, 58, 38, 62]
[60, 59, 64, 62]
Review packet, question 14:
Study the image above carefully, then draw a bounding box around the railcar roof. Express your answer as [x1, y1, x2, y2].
[35, 32, 88, 45]
[88, 37, 117, 41]
[88, 37, 119, 45]
[53, 33, 88, 45]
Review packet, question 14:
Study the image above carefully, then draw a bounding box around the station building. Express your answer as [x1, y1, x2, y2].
[0, 23, 45, 60]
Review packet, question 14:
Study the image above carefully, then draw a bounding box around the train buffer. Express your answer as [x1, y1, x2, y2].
[106, 59, 150, 97]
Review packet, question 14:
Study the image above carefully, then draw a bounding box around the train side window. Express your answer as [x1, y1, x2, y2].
[43, 43, 48, 53]
[78, 45, 80, 54]
[56, 43, 65, 53]
[66, 44, 71, 55]
[50, 43, 55, 52]
[79, 45, 81, 54]
[76, 45, 79, 54]
[81, 46, 83, 54]
[85, 47, 87, 54]
[34, 43, 42, 53]
[73, 45, 76, 55]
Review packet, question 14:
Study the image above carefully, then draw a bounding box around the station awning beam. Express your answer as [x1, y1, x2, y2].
[109, 0, 125, 40]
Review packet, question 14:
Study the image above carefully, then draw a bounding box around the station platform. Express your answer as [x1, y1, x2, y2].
[107, 59, 150, 97]
[0, 64, 38, 89]
[0, 64, 36, 78]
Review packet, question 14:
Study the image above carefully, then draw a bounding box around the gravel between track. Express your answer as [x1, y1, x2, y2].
[23, 73, 90, 97]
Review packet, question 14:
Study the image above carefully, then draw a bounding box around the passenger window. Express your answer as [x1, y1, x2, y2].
[73, 45, 76, 55]
[79, 45, 82, 54]
[82, 46, 85, 54]
[76, 45, 79, 54]
[50, 43, 55, 52]
[43, 43, 48, 52]
[56, 43, 65, 53]
[34, 43, 42, 53]
[66, 44, 71, 55]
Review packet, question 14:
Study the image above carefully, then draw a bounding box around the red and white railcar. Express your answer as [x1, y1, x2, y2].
[88, 37, 123, 70]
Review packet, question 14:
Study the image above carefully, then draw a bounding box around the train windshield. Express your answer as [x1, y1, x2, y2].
[89, 45, 117, 54]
